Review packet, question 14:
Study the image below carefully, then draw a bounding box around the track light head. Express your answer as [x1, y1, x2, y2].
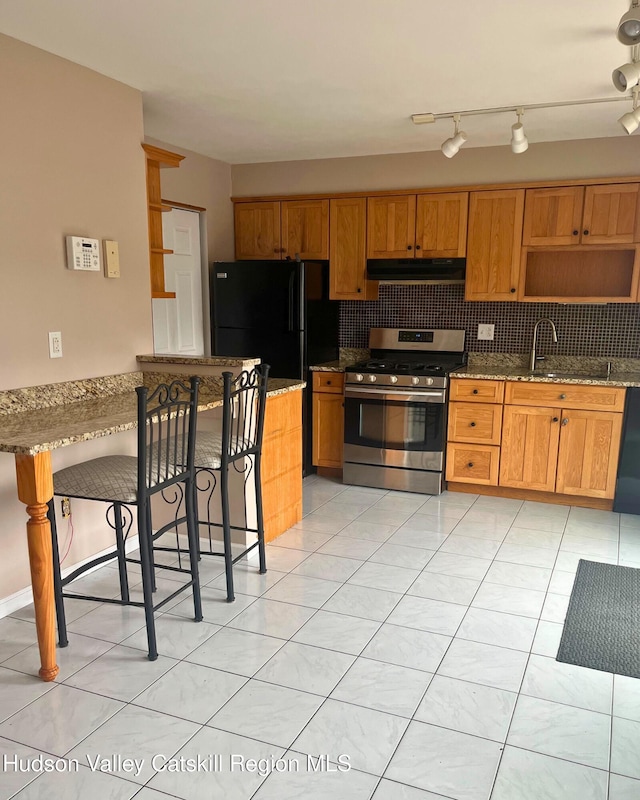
[510, 108, 529, 154]
[617, 5, 640, 45]
[441, 114, 468, 158]
[612, 61, 640, 92]
[619, 107, 640, 133]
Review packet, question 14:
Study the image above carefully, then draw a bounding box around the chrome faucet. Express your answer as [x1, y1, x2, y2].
[529, 318, 558, 371]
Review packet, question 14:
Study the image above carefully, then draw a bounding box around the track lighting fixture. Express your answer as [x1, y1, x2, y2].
[613, 60, 640, 91]
[510, 108, 528, 154]
[619, 86, 640, 133]
[617, 2, 640, 45]
[441, 114, 467, 158]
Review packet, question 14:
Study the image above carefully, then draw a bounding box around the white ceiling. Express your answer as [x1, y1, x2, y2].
[0, 0, 635, 163]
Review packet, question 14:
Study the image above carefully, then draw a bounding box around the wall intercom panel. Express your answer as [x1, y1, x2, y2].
[66, 236, 101, 271]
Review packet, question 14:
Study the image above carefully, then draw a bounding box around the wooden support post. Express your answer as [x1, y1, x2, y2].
[15, 452, 59, 681]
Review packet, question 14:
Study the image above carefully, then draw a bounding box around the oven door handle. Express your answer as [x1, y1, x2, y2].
[345, 387, 446, 403]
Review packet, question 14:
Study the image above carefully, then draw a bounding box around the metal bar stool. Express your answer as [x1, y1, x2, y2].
[155, 365, 270, 602]
[48, 376, 203, 661]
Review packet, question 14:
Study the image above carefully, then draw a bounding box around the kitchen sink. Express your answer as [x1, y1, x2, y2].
[528, 371, 606, 380]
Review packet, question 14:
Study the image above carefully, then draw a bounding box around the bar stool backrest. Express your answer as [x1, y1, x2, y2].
[135, 377, 200, 501]
[221, 365, 270, 466]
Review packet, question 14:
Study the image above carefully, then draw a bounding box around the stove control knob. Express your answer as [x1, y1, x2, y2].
[425, 377, 434, 386]
[355, 373, 364, 382]
[389, 375, 398, 384]
[368, 374, 377, 383]
[411, 376, 420, 386]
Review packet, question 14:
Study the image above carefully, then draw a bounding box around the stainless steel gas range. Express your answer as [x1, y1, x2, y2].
[343, 328, 467, 494]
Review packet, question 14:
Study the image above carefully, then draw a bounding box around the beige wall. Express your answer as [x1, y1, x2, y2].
[144, 137, 234, 262]
[231, 136, 640, 197]
[0, 35, 152, 602]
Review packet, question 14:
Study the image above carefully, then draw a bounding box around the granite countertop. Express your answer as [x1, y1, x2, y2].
[0, 377, 305, 455]
[452, 365, 640, 388]
[137, 354, 260, 368]
[310, 360, 356, 372]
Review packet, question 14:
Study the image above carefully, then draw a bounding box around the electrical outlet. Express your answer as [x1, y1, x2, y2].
[61, 497, 71, 518]
[48, 331, 63, 358]
[477, 324, 495, 341]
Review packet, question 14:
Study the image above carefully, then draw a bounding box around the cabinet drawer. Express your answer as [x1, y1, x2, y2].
[448, 402, 502, 445]
[505, 381, 625, 412]
[446, 443, 500, 485]
[449, 378, 505, 404]
[312, 372, 345, 393]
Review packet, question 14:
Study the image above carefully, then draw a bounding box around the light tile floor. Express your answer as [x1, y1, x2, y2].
[1, 477, 640, 798]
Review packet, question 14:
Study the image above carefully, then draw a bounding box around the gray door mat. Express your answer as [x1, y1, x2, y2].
[556, 559, 640, 679]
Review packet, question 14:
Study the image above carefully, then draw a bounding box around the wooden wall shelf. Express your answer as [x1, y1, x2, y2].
[142, 144, 185, 299]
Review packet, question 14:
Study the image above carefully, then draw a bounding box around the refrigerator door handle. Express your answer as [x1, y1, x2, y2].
[288, 270, 295, 332]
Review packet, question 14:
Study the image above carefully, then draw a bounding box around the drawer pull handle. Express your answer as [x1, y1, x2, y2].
[552, 417, 559, 422]
[470, 422, 476, 427]
[510, 288, 516, 293]
[573, 230, 579, 236]
[583, 229, 589, 236]
[327, 380, 332, 385]
[559, 393, 566, 399]
[472, 389, 479, 395]
[561, 418, 569, 426]
[467, 462, 474, 468]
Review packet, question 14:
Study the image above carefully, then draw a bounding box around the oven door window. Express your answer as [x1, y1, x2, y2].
[344, 395, 444, 452]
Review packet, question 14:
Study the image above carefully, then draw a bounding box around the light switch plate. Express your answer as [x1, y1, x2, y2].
[103, 240, 120, 278]
[478, 324, 495, 341]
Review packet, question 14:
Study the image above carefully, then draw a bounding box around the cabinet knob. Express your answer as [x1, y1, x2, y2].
[416, 244, 421, 250]
[573, 230, 579, 236]
[510, 288, 516, 293]
[472, 389, 479, 394]
[327, 380, 332, 385]
[357, 287, 362, 293]
[467, 462, 474, 468]
[552, 417, 559, 422]
[561, 418, 569, 426]
[583, 230, 589, 236]
[470, 422, 476, 427]
[560, 393, 566, 399]
[274, 248, 279, 253]
[407, 245, 413, 250]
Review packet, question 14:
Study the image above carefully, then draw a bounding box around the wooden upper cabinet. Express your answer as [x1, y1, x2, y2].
[465, 189, 525, 301]
[367, 195, 417, 258]
[281, 199, 329, 259]
[415, 193, 468, 257]
[556, 409, 623, 499]
[582, 183, 640, 244]
[234, 202, 281, 260]
[330, 198, 377, 300]
[499, 405, 561, 492]
[523, 187, 584, 246]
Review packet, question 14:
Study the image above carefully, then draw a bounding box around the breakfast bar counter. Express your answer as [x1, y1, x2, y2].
[0, 368, 304, 682]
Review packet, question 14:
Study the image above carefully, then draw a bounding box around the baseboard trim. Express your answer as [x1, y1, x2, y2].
[0, 535, 140, 620]
[447, 482, 613, 511]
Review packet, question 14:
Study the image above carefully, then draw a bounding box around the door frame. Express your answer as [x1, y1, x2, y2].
[162, 199, 211, 355]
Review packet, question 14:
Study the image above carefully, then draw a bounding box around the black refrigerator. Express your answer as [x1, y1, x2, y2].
[210, 260, 340, 474]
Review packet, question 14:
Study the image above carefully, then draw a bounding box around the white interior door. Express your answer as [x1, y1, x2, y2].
[152, 208, 205, 356]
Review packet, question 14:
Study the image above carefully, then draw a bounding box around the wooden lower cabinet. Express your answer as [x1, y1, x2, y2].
[556, 410, 623, 499]
[261, 389, 303, 541]
[446, 443, 499, 485]
[312, 393, 344, 468]
[499, 405, 561, 492]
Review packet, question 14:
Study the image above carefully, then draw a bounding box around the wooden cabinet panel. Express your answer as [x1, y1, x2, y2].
[466, 190, 525, 301]
[329, 198, 377, 300]
[449, 379, 505, 404]
[312, 392, 344, 468]
[583, 184, 640, 244]
[446, 443, 499, 485]
[415, 193, 468, 257]
[312, 372, 344, 393]
[523, 187, 584, 246]
[499, 405, 561, 492]
[281, 199, 329, 259]
[234, 202, 281, 260]
[448, 402, 502, 445]
[367, 195, 417, 258]
[505, 382, 626, 413]
[556, 410, 623, 499]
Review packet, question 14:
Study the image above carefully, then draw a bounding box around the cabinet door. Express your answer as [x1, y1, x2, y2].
[367, 195, 417, 258]
[234, 202, 281, 260]
[582, 184, 640, 244]
[446, 443, 500, 485]
[556, 410, 623, 499]
[415, 192, 468, 257]
[466, 190, 525, 301]
[281, 199, 329, 259]
[329, 198, 378, 300]
[312, 392, 344, 468]
[499, 405, 561, 491]
[522, 187, 584, 246]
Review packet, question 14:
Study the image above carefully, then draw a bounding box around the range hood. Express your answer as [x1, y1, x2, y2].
[366, 258, 466, 284]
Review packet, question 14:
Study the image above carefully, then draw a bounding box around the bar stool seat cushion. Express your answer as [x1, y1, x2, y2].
[174, 432, 253, 470]
[53, 454, 177, 504]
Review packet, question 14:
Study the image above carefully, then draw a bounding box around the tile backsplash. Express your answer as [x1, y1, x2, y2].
[339, 285, 640, 358]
